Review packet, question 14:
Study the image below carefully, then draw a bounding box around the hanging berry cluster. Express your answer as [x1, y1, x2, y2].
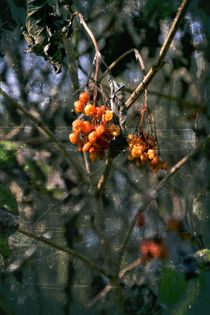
[69, 91, 120, 162]
[127, 132, 168, 172]
[140, 237, 168, 264]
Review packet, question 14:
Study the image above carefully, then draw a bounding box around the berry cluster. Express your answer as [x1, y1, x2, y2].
[140, 237, 168, 263]
[69, 92, 120, 161]
[127, 132, 168, 172]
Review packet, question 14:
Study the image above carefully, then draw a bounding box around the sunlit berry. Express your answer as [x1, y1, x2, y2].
[104, 109, 113, 122]
[88, 131, 98, 144]
[127, 134, 136, 144]
[95, 124, 106, 137]
[79, 92, 90, 104]
[109, 125, 120, 137]
[72, 119, 83, 134]
[74, 100, 84, 113]
[147, 149, 155, 160]
[151, 155, 159, 165]
[69, 132, 78, 144]
[84, 104, 96, 116]
[82, 121, 93, 134]
[82, 141, 92, 152]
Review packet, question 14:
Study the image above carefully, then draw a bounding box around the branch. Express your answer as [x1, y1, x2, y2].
[0, 88, 89, 185]
[17, 227, 111, 279]
[100, 48, 146, 81]
[117, 134, 210, 271]
[87, 258, 141, 308]
[96, 152, 113, 195]
[125, 0, 192, 109]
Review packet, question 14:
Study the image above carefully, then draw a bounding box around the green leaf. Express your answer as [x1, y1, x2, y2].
[195, 249, 210, 262]
[0, 186, 19, 215]
[158, 266, 188, 306]
[0, 232, 10, 258]
[0, 141, 18, 169]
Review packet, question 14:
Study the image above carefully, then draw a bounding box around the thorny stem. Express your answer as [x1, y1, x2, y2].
[117, 134, 210, 273]
[0, 88, 89, 185]
[17, 228, 111, 279]
[125, 0, 192, 108]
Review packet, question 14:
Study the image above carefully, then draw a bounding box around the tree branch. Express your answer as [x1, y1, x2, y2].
[125, 0, 192, 108]
[117, 134, 210, 271]
[0, 88, 89, 185]
[17, 227, 111, 279]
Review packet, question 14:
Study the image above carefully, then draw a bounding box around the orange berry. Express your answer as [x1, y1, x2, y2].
[89, 151, 100, 162]
[82, 141, 92, 152]
[140, 153, 148, 164]
[151, 155, 159, 165]
[74, 100, 84, 113]
[72, 119, 83, 134]
[127, 134, 136, 144]
[82, 121, 93, 134]
[95, 124, 106, 137]
[78, 139, 85, 151]
[84, 104, 96, 116]
[131, 145, 140, 158]
[147, 149, 155, 160]
[109, 124, 120, 137]
[69, 132, 78, 144]
[88, 131, 98, 144]
[79, 92, 90, 104]
[104, 109, 113, 122]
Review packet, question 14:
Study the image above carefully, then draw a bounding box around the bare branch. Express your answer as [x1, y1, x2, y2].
[87, 258, 141, 308]
[17, 227, 111, 279]
[125, 0, 192, 108]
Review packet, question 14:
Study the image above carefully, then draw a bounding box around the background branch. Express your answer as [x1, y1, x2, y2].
[125, 0, 192, 108]
[0, 88, 89, 185]
[17, 227, 111, 279]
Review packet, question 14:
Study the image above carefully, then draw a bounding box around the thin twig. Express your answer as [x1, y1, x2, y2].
[0, 88, 89, 185]
[125, 0, 192, 108]
[17, 227, 111, 279]
[117, 134, 210, 272]
[100, 48, 146, 81]
[96, 151, 113, 195]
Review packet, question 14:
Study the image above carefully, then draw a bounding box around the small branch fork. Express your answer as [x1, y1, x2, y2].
[125, 0, 192, 109]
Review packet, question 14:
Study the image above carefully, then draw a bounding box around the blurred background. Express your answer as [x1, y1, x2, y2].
[0, 0, 209, 314]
